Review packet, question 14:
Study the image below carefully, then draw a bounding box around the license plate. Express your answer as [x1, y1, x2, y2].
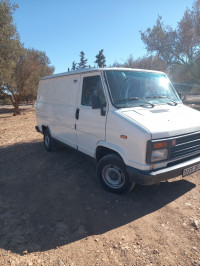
[182, 163, 200, 177]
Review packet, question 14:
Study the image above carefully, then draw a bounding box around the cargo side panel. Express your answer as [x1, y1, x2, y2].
[36, 75, 80, 148]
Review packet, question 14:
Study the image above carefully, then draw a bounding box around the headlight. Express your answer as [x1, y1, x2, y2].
[151, 148, 168, 162]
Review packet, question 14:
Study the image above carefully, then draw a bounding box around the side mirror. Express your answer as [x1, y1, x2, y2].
[91, 95, 102, 109]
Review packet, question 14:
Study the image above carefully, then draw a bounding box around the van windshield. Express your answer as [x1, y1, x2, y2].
[105, 70, 182, 108]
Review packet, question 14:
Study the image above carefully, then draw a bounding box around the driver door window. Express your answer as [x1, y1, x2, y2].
[81, 75, 106, 106]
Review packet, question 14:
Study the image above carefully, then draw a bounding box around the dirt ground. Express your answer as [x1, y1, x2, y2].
[0, 106, 200, 266]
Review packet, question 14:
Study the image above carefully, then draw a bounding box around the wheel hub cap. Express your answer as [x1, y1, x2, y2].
[102, 164, 125, 189]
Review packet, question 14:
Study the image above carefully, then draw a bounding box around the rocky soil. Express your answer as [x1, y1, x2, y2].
[0, 106, 199, 266]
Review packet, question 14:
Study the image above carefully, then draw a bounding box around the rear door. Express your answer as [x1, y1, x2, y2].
[50, 75, 80, 149]
[76, 72, 107, 157]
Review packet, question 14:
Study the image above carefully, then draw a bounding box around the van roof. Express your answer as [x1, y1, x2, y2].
[41, 67, 164, 80]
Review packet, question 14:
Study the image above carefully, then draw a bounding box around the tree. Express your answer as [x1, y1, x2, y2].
[71, 61, 77, 71]
[95, 49, 106, 67]
[1, 48, 54, 114]
[130, 55, 168, 72]
[78, 51, 88, 69]
[140, 16, 182, 65]
[140, 0, 200, 83]
[0, 1, 54, 114]
[112, 54, 168, 72]
[0, 0, 22, 86]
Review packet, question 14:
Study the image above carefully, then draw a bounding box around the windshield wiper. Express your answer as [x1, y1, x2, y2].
[146, 95, 178, 106]
[115, 97, 154, 107]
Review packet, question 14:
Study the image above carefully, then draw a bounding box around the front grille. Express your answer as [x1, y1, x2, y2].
[170, 132, 200, 160]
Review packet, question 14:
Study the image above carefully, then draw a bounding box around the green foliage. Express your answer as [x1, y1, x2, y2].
[0, 0, 22, 85]
[112, 54, 168, 73]
[95, 49, 106, 68]
[1, 48, 54, 113]
[140, 16, 185, 65]
[140, 0, 200, 85]
[78, 51, 88, 69]
[71, 61, 77, 71]
[0, 1, 54, 114]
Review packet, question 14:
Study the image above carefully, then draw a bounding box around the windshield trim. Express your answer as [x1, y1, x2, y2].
[103, 71, 116, 108]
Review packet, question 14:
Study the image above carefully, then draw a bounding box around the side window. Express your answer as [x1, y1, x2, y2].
[81, 75, 106, 106]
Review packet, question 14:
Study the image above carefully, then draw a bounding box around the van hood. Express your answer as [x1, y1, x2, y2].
[121, 104, 200, 139]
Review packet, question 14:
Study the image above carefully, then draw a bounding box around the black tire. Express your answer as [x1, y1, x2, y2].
[43, 128, 54, 152]
[97, 154, 135, 194]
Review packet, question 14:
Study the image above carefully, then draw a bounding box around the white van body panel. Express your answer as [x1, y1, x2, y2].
[75, 72, 108, 157]
[36, 74, 80, 148]
[122, 104, 200, 139]
[106, 110, 151, 170]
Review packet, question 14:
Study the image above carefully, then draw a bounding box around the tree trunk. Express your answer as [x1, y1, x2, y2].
[1, 91, 22, 115]
[12, 97, 21, 115]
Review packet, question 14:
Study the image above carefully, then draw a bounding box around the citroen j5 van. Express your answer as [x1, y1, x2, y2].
[35, 68, 200, 194]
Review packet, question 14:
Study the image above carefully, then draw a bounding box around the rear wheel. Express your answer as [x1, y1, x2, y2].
[43, 128, 54, 152]
[97, 154, 135, 194]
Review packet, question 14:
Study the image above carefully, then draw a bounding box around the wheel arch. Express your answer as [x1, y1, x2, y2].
[95, 141, 126, 163]
[41, 125, 50, 134]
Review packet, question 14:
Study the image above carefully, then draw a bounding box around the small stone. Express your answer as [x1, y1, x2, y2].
[58, 259, 65, 266]
[153, 249, 159, 254]
[192, 246, 197, 251]
[191, 220, 199, 229]
[95, 238, 99, 242]
[22, 250, 28, 255]
[192, 196, 198, 200]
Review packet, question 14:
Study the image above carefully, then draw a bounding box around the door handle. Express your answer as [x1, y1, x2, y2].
[75, 108, 79, 120]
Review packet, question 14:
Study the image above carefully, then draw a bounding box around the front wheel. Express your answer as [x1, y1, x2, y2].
[97, 154, 135, 194]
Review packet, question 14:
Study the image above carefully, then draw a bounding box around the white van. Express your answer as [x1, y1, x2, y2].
[35, 68, 200, 194]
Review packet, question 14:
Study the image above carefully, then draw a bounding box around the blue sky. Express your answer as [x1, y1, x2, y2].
[13, 0, 193, 74]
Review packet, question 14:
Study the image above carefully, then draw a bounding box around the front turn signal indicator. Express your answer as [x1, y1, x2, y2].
[120, 135, 127, 139]
[153, 142, 168, 149]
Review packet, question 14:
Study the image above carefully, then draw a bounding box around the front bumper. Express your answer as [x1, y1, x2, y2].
[126, 156, 200, 185]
